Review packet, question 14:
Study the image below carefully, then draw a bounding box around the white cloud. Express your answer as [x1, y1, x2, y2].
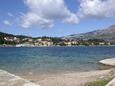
[21, 0, 79, 28]
[8, 12, 14, 17]
[21, 13, 54, 28]
[78, 0, 115, 18]
[64, 14, 79, 24]
[3, 20, 12, 26]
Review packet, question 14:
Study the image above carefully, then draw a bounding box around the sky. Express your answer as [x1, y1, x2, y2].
[0, 0, 115, 37]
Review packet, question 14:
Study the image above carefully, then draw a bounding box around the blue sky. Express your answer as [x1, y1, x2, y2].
[0, 0, 115, 37]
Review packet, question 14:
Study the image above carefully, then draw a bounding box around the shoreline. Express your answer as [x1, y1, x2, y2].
[12, 58, 115, 86]
[19, 69, 114, 86]
[0, 65, 115, 86]
[10, 64, 113, 80]
[0, 45, 115, 48]
[0, 58, 115, 86]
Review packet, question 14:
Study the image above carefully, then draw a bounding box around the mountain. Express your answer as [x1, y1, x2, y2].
[64, 25, 115, 43]
[0, 32, 31, 39]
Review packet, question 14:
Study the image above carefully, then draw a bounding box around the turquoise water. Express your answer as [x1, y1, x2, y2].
[0, 46, 115, 75]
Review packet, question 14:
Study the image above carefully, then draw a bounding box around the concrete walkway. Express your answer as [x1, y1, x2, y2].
[0, 70, 40, 86]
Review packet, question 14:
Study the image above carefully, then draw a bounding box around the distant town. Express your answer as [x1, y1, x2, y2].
[0, 32, 112, 47]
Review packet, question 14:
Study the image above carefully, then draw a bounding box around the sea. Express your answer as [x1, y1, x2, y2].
[0, 46, 115, 75]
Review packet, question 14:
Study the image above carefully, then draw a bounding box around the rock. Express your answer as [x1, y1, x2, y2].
[99, 58, 115, 66]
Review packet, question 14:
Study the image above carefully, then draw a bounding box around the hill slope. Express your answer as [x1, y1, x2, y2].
[0, 32, 31, 38]
[64, 25, 115, 43]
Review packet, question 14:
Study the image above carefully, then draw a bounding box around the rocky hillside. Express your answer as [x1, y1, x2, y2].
[64, 25, 115, 43]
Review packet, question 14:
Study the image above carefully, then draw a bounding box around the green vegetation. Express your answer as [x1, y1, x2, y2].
[85, 79, 112, 86]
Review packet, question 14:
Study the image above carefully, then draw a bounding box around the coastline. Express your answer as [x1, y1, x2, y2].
[0, 44, 115, 48]
[1, 57, 115, 86]
[0, 47, 115, 86]
[0, 68, 114, 86]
